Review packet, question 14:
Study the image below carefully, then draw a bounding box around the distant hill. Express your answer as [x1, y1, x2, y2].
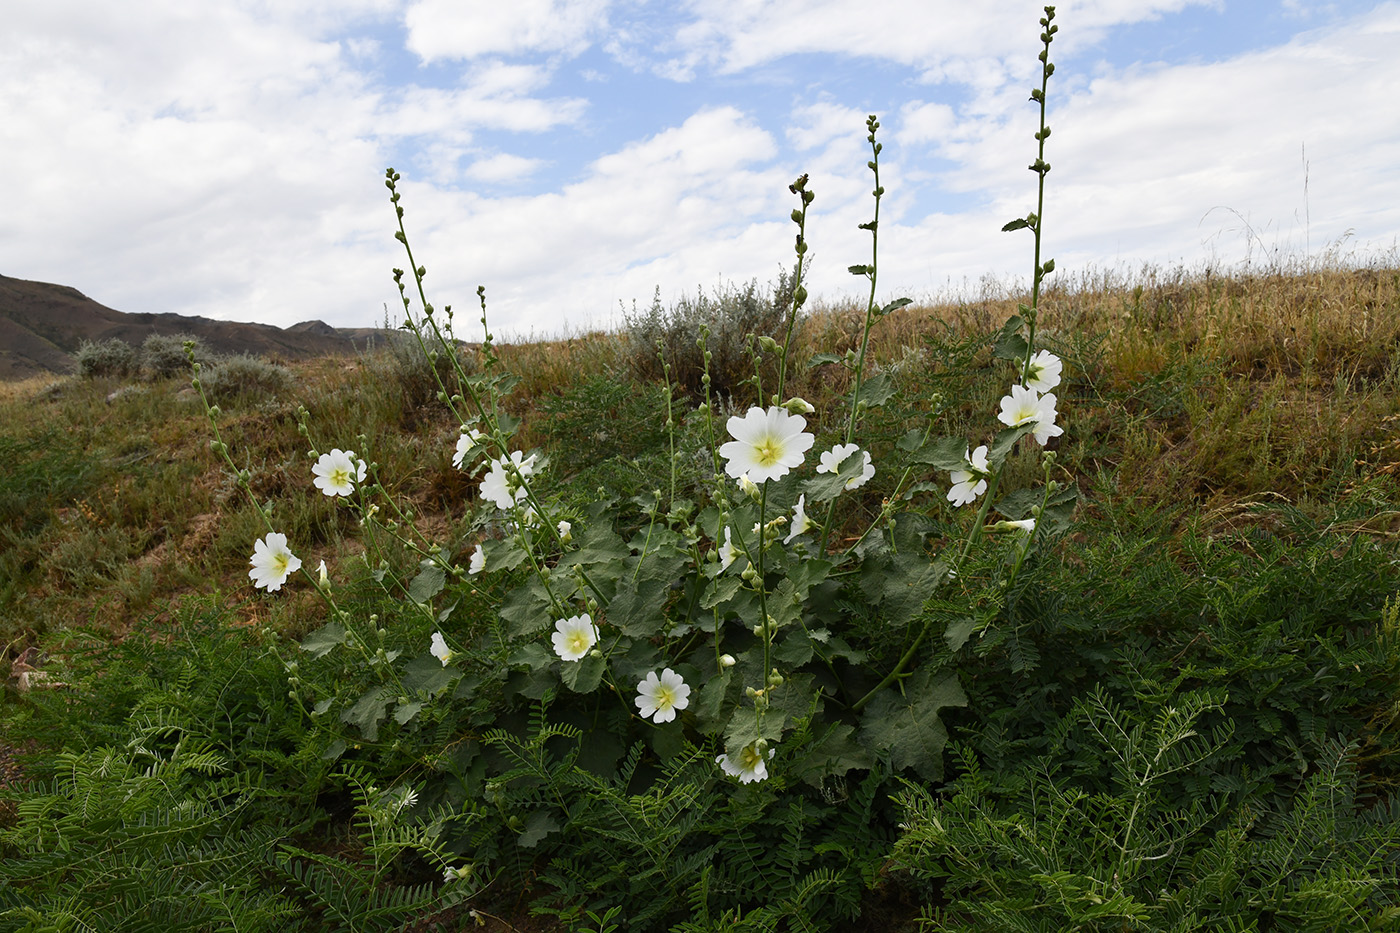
[0, 273, 390, 380]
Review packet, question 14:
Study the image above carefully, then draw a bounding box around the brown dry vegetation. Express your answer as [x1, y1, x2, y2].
[1, 261, 1397, 658]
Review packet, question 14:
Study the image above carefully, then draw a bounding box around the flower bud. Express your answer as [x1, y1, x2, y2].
[719, 654, 736, 668]
[767, 669, 784, 687]
[782, 397, 815, 414]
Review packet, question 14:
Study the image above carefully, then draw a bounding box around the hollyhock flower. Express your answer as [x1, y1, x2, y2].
[634, 668, 691, 723]
[1022, 350, 1063, 392]
[452, 429, 484, 470]
[994, 518, 1037, 534]
[1030, 393, 1064, 446]
[468, 543, 485, 575]
[480, 451, 537, 510]
[736, 474, 760, 500]
[720, 406, 814, 484]
[249, 533, 301, 592]
[716, 742, 775, 783]
[551, 613, 598, 661]
[784, 494, 812, 544]
[557, 520, 572, 544]
[947, 445, 990, 507]
[997, 384, 1043, 429]
[817, 443, 875, 490]
[718, 527, 738, 571]
[430, 631, 454, 666]
[312, 449, 366, 497]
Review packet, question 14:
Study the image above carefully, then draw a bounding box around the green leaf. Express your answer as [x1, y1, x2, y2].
[943, 617, 979, 652]
[609, 576, 671, 637]
[1001, 217, 1030, 232]
[402, 654, 459, 696]
[789, 722, 872, 787]
[847, 264, 871, 276]
[559, 654, 605, 693]
[701, 573, 743, 610]
[499, 578, 555, 639]
[517, 810, 560, 849]
[880, 297, 913, 316]
[859, 669, 968, 781]
[807, 352, 844, 368]
[693, 669, 733, 734]
[393, 701, 424, 725]
[508, 642, 554, 671]
[300, 620, 347, 659]
[992, 315, 1029, 362]
[341, 687, 394, 742]
[987, 423, 1036, 467]
[408, 560, 446, 604]
[905, 434, 972, 471]
[853, 372, 895, 408]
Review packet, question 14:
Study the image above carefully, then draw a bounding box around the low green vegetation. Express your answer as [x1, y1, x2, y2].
[3, 8, 1399, 932]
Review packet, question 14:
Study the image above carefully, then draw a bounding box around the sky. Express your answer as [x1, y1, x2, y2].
[3, 1, 1398, 338]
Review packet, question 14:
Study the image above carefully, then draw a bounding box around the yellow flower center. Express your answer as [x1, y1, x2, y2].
[272, 553, 290, 575]
[654, 685, 676, 710]
[753, 437, 782, 467]
[567, 631, 590, 654]
[330, 466, 352, 488]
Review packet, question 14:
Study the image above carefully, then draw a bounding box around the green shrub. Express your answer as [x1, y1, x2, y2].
[624, 268, 797, 399]
[75, 337, 136, 378]
[140, 332, 206, 379]
[199, 353, 294, 403]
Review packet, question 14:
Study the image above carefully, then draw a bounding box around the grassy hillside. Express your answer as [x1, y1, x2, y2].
[1, 258, 1398, 931]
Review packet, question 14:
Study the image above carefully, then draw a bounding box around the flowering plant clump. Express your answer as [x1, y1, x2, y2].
[190, 9, 1080, 925]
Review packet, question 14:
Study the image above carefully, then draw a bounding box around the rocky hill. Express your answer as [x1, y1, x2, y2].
[0, 274, 387, 380]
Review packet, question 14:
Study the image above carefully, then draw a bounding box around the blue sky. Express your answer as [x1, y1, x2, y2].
[2, 1, 1396, 337]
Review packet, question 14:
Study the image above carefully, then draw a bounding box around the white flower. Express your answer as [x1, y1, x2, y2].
[994, 518, 1037, 534]
[997, 383, 1043, 429]
[480, 451, 537, 510]
[443, 864, 471, 883]
[317, 559, 329, 586]
[312, 448, 366, 497]
[719, 406, 814, 484]
[249, 533, 301, 592]
[784, 494, 812, 544]
[468, 543, 485, 575]
[452, 429, 484, 470]
[430, 631, 454, 666]
[947, 445, 990, 508]
[718, 527, 738, 571]
[634, 668, 691, 723]
[716, 743, 775, 784]
[1023, 350, 1063, 392]
[557, 520, 572, 544]
[736, 474, 760, 500]
[719, 654, 736, 669]
[817, 443, 874, 490]
[1030, 392, 1064, 446]
[551, 613, 598, 662]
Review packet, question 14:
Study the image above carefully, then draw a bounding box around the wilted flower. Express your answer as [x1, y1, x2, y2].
[312, 449, 366, 497]
[557, 520, 572, 543]
[993, 518, 1037, 534]
[551, 613, 598, 661]
[718, 527, 738, 571]
[634, 668, 691, 723]
[736, 474, 760, 500]
[1022, 350, 1063, 392]
[430, 631, 454, 666]
[716, 742, 775, 783]
[317, 559, 329, 586]
[784, 494, 812, 544]
[947, 445, 990, 507]
[720, 406, 814, 484]
[468, 543, 485, 575]
[480, 451, 537, 510]
[452, 429, 484, 470]
[249, 532, 301, 592]
[817, 443, 874, 490]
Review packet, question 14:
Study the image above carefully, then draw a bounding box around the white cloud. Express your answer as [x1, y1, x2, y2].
[404, 0, 612, 62]
[465, 152, 547, 184]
